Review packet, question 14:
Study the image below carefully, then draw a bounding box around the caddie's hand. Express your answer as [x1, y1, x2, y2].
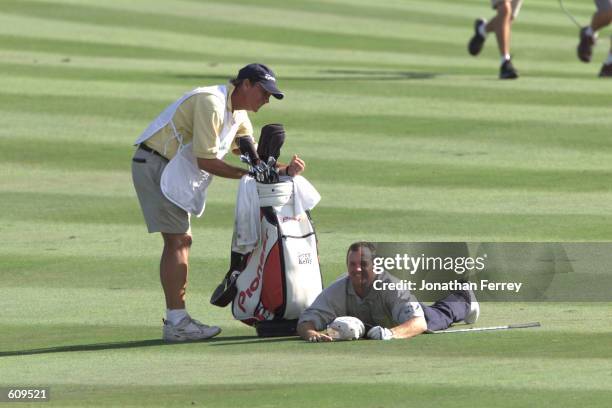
[367, 326, 393, 340]
[306, 330, 333, 343]
[287, 154, 305, 177]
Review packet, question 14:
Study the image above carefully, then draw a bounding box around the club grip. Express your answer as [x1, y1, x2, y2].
[508, 322, 541, 329]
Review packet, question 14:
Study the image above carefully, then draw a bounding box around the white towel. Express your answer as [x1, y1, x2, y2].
[232, 176, 260, 253]
[292, 175, 321, 215]
[232, 175, 321, 254]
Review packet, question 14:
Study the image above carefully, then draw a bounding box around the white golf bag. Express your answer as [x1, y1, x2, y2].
[211, 177, 323, 333]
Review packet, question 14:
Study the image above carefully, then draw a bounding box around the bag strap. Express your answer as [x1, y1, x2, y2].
[162, 120, 184, 156]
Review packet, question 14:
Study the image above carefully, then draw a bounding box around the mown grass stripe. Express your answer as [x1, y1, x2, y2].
[3, 70, 612, 109]
[0, 45, 599, 78]
[0, 0, 589, 52]
[337, 0, 596, 15]
[2, 118, 611, 172]
[1, 60, 610, 108]
[1, 90, 609, 131]
[0, 34, 216, 62]
[1, 341, 611, 385]
[0, 15, 588, 65]
[3, 132, 612, 191]
[4, 2, 588, 64]
[0, 1, 461, 55]
[4, 192, 612, 238]
[4, 161, 612, 214]
[70, 0, 594, 35]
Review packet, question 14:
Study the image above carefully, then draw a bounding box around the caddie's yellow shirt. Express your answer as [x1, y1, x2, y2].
[144, 84, 253, 160]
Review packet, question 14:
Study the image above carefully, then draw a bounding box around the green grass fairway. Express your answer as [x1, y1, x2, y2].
[1, 0, 612, 406]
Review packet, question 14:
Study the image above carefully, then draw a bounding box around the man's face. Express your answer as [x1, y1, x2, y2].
[347, 246, 376, 298]
[244, 80, 271, 112]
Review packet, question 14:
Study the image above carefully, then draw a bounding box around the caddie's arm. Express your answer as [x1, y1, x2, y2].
[197, 158, 248, 179]
[297, 321, 333, 342]
[389, 316, 427, 339]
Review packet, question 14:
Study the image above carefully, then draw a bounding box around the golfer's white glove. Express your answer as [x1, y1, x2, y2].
[367, 326, 393, 340]
[327, 316, 365, 340]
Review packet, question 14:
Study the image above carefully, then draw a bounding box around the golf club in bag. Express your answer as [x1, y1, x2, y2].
[211, 124, 323, 337]
[238, 123, 286, 184]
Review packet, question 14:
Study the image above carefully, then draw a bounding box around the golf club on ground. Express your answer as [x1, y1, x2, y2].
[428, 321, 541, 334]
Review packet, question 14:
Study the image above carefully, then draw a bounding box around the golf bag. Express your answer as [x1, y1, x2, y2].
[211, 179, 323, 336]
[211, 123, 322, 336]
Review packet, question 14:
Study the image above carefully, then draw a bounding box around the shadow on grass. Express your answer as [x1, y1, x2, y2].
[209, 336, 302, 346]
[318, 69, 437, 80]
[174, 70, 437, 82]
[0, 336, 300, 357]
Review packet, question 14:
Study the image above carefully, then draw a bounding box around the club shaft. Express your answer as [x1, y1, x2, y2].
[558, 0, 582, 28]
[431, 322, 540, 334]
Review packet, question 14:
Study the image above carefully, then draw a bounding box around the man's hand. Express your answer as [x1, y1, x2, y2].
[367, 326, 393, 340]
[297, 321, 332, 342]
[286, 154, 305, 177]
[306, 329, 333, 343]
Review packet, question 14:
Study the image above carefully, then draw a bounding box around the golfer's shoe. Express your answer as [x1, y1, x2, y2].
[468, 18, 487, 56]
[577, 27, 595, 63]
[464, 289, 480, 325]
[162, 317, 221, 342]
[499, 59, 519, 80]
[599, 63, 612, 77]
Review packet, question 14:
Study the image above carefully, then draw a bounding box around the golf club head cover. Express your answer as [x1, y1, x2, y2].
[238, 136, 260, 165]
[367, 326, 393, 340]
[327, 316, 365, 340]
[257, 124, 285, 163]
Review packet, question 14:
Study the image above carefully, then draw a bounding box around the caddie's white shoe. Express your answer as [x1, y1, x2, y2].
[162, 316, 221, 342]
[464, 289, 480, 325]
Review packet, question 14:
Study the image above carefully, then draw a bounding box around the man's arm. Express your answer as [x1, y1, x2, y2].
[376, 276, 426, 340]
[296, 279, 348, 342]
[389, 316, 427, 339]
[197, 158, 248, 179]
[278, 155, 306, 177]
[297, 321, 333, 342]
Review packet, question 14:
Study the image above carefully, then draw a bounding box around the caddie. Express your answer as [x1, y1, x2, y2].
[297, 242, 480, 342]
[132, 63, 305, 342]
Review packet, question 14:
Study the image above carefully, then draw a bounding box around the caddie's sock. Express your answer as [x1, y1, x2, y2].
[501, 54, 511, 65]
[166, 308, 188, 325]
[478, 20, 488, 37]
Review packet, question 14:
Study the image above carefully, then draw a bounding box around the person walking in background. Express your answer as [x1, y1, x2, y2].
[577, 0, 612, 77]
[467, 0, 524, 79]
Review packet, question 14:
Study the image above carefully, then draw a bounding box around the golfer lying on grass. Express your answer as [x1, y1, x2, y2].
[297, 242, 480, 341]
